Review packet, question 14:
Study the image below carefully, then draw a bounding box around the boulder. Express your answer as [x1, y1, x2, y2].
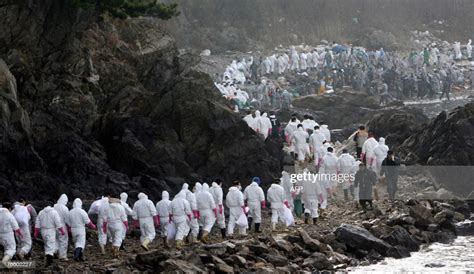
[380, 226, 420, 252]
[162, 259, 205, 272]
[260, 253, 288, 267]
[335, 224, 393, 256]
[409, 204, 435, 227]
[301, 252, 333, 270]
[297, 227, 323, 252]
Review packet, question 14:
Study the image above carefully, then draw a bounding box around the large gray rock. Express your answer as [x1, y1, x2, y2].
[335, 224, 393, 256]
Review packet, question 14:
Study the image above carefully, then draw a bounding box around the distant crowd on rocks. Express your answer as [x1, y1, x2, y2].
[214, 39, 474, 111]
[1, 109, 402, 268]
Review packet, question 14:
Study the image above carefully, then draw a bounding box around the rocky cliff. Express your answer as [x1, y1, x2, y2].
[0, 1, 282, 203]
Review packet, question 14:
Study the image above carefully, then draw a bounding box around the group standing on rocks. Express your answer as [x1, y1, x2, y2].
[215, 38, 474, 112]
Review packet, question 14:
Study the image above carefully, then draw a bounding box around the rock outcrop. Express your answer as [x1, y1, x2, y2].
[0, 1, 282, 203]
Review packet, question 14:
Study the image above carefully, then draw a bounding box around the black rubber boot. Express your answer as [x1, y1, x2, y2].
[248, 217, 253, 230]
[74, 248, 81, 261]
[304, 213, 310, 224]
[78, 248, 84, 262]
[120, 242, 126, 251]
[220, 228, 227, 239]
[197, 228, 203, 240]
[312, 218, 318, 225]
[46, 255, 53, 266]
[255, 223, 262, 233]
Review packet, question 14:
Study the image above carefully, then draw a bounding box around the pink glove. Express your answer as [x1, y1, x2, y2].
[193, 210, 199, 219]
[133, 219, 139, 229]
[154, 215, 160, 226]
[213, 208, 218, 218]
[123, 221, 129, 232]
[187, 214, 192, 222]
[219, 205, 223, 214]
[87, 222, 97, 230]
[319, 193, 324, 204]
[369, 158, 374, 166]
[15, 229, 23, 239]
[242, 206, 247, 215]
[284, 201, 290, 208]
[102, 222, 108, 233]
[34, 228, 40, 239]
[360, 153, 366, 160]
[58, 227, 65, 236]
[261, 201, 266, 209]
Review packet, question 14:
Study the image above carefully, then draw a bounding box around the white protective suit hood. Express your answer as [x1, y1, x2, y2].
[73, 198, 82, 209]
[175, 190, 187, 200]
[120, 193, 128, 203]
[182, 183, 189, 191]
[228, 186, 238, 193]
[262, 113, 268, 118]
[203, 183, 210, 192]
[255, 110, 261, 118]
[195, 183, 202, 193]
[161, 191, 169, 201]
[212, 182, 219, 188]
[57, 194, 68, 206]
[321, 124, 328, 129]
[379, 137, 386, 145]
[138, 192, 148, 200]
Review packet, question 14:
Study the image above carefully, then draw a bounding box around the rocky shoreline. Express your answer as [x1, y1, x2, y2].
[23, 198, 471, 272]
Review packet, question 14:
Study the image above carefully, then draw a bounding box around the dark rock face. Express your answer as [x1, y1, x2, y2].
[398, 102, 474, 197]
[0, 1, 282, 203]
[366, 108, 429, 148]
[335, 224, 393, 256]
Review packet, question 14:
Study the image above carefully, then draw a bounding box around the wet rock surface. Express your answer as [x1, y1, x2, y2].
[0, 1, 282, 203]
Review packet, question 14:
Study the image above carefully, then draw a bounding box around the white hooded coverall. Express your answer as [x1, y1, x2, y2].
[243, 182, 265, 224]
[362, 137, 379, 170]
[292, 127, 309, 161]
[35, 206, 62, 256]
[210, 183, 226, 229]
[196, 184, 217, 233]
[309, 129, 326, 166]
[373, 137, 389, 177]
[67, 198, 92, 249]
[133, 193, 158, 244]
[106, 201, 127, 247]
[226, 187, 246, 236]
[53, 194, 69, 259]
[182, 184, 199, 237]
[12, 204, 32, 255]
[0, 208, 19, 258]
[267, 184, 288, 224]
[96, 197, 109, 246]
[156, 191, 171, 237]
[170, 190, 192, 241]
[302, 172, 323, 218]
[120, 193, 136, 241]
[337, 153, 357, 190]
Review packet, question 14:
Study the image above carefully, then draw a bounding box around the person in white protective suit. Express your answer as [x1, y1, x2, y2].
[291, 124, 310, 163]
[258, 112, 273, 139]
[290, 46, 300, 71]
[35, 203, 64, 265]
[243, 177, 266, 233]
[243, 111, 256, 131]
[263, 57, 272, 75]
[280, 171, 294, 211]
[0, 205, 22, 265]
[320, 123, 331, 142]
[132, 193, 158, 251]
[320, 147, 338, 209]
[253, 110, 262, 133]
[361, 133, 379, 171]
[155, 191, 171, 247]
[119, 193, 136, 250]
[182, 183, 199, 243]
[226, 181, 246, 237]
[210, 179, 226, 239]
[196, 183, 217, 243]
[11, 203, 31, 259]
[53, 194, 69, 261]
[67, 198, 96, 261]
[103, 198, 128, 258]
[269, 54, 278, 74]
[337, 149, 357, 201]
[267, 183, 291, 231]
[309, 125, 327, 167]
[454, 42, 462, 60]
[301, 115, 318, 132]
[96, 197, 109, 255]
[170, 190, 192, 249]
[300, 52, 308, 71]
[301, 169, 324, 224]
[277, 55, 286, 74]
[373, 137, 389, 177]
[467, 39, 472, 59]
[193, 182, 203, 236]
[285, 117, 299, 156]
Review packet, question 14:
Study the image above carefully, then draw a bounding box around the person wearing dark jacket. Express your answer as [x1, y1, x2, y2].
[381, 151, 401, 201]
[353, 126, 368, 159]
[354, 163, 377, 210]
